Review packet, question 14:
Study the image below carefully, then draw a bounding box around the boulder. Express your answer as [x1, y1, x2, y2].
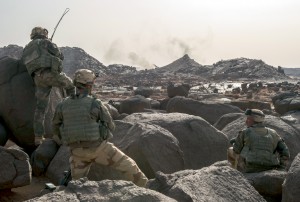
[119, 95, 151, 114]
[30, 139, 59, 176]
[134, 86, 154, 98]
[148, 165, 266, 202]
[27, 178, 176, 202]
[230, 100, 272, 111]
[167, 83, 190, 98]
[244, 170, 287, 202]
[123, 112, 229, 169]
[108, 121, 184, 178]
[0, 146, 31, 189]
[272, 92, 300, 115]
[282, 153, 300, 202]
[104, 103, 120, 120]
[46, 145, 70, 185]
[214, 113, 244, 131]
[166, 96, 243, 124]
[0, 56, 63, 151]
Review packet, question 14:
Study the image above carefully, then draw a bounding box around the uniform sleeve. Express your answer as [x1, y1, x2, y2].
[46, 40, 64, 60]
[276, 138, 290, 161]
[233, 130, 245, 154]
[52, 102, 63, 140]
[91, 99, 115, 131]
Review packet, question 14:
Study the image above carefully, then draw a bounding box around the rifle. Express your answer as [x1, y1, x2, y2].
[50, 8, 70, 41]
[60, 169, 72, 186]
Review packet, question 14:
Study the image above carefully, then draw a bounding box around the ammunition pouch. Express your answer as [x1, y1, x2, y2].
[99, 121, 113, 140]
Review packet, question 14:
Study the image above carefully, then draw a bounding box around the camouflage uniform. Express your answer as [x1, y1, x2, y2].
[52, 91, 148, 187]
[22, 27, 74, 138]
[230, 123, 290, 172]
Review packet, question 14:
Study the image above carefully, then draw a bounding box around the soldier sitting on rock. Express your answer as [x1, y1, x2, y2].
[52, 69, 148, 187]
[227, 109, 290, 173]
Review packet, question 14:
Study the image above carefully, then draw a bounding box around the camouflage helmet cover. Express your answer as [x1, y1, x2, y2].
[245, 108, 265, 122]
[73, 69, 96, 86]
[30, 27, 48, 39]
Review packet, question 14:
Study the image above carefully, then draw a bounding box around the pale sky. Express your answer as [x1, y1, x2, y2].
[1, 0, 300, 69]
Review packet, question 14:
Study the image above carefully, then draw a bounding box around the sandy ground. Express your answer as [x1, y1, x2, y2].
[0, 177, 50, 202]
[1, 141, 52, 202]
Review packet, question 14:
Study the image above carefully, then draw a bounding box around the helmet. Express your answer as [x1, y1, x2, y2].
[245, 108, 265, 122]
[30, 27, 48, 39]
[73, 69, 96, 86]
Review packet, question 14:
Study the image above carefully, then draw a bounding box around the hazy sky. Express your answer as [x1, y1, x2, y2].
[1, 0, 300, 69]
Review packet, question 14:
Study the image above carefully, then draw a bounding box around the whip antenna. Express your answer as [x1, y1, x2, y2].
[50, 8, 70, 41]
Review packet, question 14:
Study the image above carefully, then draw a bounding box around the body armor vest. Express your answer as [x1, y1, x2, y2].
[60, 96, 100, 144]
[22, 39, 55, 75]
[240, 127, 280, 166]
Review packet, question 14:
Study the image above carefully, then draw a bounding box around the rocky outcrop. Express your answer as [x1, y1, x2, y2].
[167, 83, 190, 98]
[119, 95, 151, 114]
[123, 112, 229, 169]
[166, 96, 243, 124]
[0, 146, 31, 189]
[244, 170, 287, 202]
[0, 57, 63, 151]
[0, 45, 23, 60]
[148, 165, 266, 202]
[26, 178, 176, 202]
[60, 47, 106, 77]
[272, 92, 300, 115]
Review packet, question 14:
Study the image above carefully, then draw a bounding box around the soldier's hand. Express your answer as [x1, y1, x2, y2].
[35, 136, 45, 146]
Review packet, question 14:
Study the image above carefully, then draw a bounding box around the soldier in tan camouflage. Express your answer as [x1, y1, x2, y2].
[52, 69, 148, 187]
[22, 27, 75, 145]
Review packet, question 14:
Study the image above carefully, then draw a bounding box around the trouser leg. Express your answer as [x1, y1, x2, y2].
[94, 142, 148, 187]
[227, 147, 239, 169]
[34, 86, 51, 137]
[69, 150, 92, 180]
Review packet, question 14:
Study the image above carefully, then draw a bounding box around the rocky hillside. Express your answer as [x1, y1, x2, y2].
[0, 45, 23, 59]
[0, 45, 290, 82]
[60, 47, 106, 77]
[208, 58, 289, 80]
[156, 54, 209, 75]
[283, 67, 300, 77]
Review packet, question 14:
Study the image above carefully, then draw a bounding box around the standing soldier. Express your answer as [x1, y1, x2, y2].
[52, 69, 148, 187]
[227, 109, 290, 172]
[21, 26, 74, 145]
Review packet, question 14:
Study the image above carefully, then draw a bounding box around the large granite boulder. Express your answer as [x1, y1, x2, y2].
[272, 92, 300, 115]
[214, 113, 244, 131]
[230, 100, 272, 111]
[134, 86, 154, 98]
[148, 165, 266, 202]
[123, 112, 229, 169]
[167, 83, 190, 98]
[282, 153, 300, 202]
[46, 121, 184, 183]
[221, 114, 300, 164]
[26, 178, 176, 202]
[119, 95, 151, 114]
[166, 96, 243, 124]
[0, 56, 63, 151]
[0, 146, 31, 189]
[45, 145, 70, 185]
[244, 170, 287, 202]
[30, 139, 59, 176]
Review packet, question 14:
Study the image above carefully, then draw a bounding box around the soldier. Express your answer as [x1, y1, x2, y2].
[227, 109, 290, 172]
[22, 26, 74, 145]
[52, 69, 148, 187]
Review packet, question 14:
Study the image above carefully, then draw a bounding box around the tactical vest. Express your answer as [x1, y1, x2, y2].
[22, 39, 55, 75]
[60, 96, 100, 144]
[240, 127, 280, 166]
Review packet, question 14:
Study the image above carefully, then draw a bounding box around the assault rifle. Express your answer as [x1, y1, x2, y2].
[60, 169, 72, 186]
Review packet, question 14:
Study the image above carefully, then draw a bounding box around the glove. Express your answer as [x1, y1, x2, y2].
[52, 135, 62, 146]
[35, 136, 45, 146]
